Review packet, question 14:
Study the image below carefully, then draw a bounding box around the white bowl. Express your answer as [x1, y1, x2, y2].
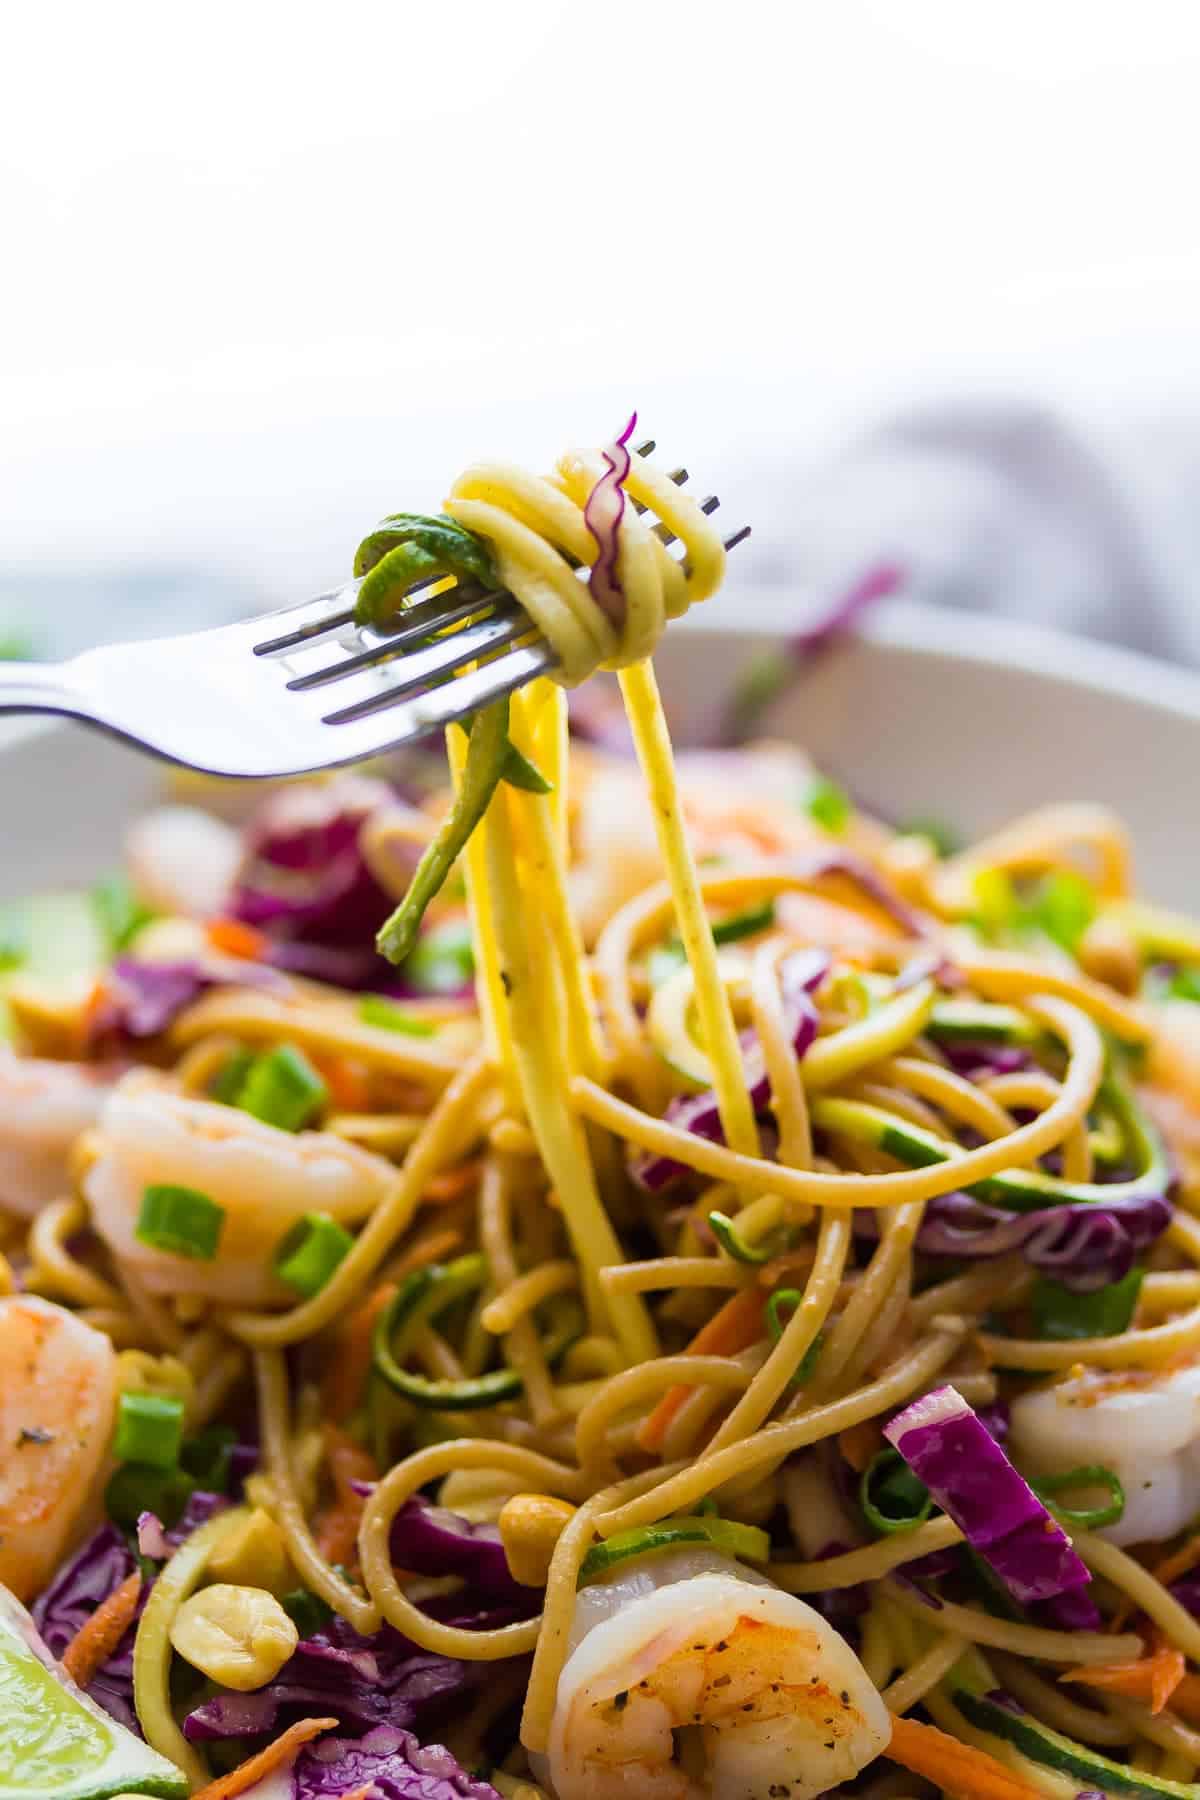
[2, 596, 1198, 905]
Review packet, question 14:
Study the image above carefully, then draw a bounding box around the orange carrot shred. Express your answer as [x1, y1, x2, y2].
[1167, 1670, 1200, 1726]
[422, 1158, 483, 1205]
[637, 1286, 764, 1454]
[191, 1716, 338, 1800]
[323, 1282, 397, 1422]
[1061, 1645, 1185, 1715]
[839, 1418, 884, 1473]
[885, 1712, 1046, 1800]
[315, 1426, 379, 1566]
[392, 1227, 463, 1280]
[60, 1571, 142, 1688]
[207, 918, 269, 961]
[314, 1052, 371, 1114]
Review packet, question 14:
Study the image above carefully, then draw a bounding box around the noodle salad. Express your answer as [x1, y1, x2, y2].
[3, 431, 1200, 1800]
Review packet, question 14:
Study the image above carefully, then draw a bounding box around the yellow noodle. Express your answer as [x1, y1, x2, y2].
[171, 986, 461, 1081]
[226, 1055, 493, 1346]
[594, 1326, 963, 1535]
[575, 1353, 757, 1480]
[27, 1196, 123, 1310]
[116, 1264, 186, 1353]
[860, 1594, 896, 1691]
[572, 993, 1103, 1209]
[485, 786, 654, 1362]
[990, 1653, 1133, 1747]
[933, 804, 1132, 910]
[751, 938, 813, 1167]
[559, 1333, 625, 1378]
[954, 946, 1150, 1042]
[772, 1515, 964, 1591]
[255, 1347, 380, 1634]
[480, 1261, 578, 1334]
[804, 1209, 923, 1404]
[327, 1112, 425, 1154]
[883, 1576, 1144, 1663]
[1072, 1530, 1200, 1663]
[1100, 1695, 1200, 1764]
[479, 1155, 555, 1423]
[359, 1439, 587, 1662]
[598, 1255, 749, 1295]
[882, 1630, 968, 1714]
[908, 1257, 1032, 1327]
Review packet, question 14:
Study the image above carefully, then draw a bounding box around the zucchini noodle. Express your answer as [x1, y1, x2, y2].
[11, 426, 1200, 1798]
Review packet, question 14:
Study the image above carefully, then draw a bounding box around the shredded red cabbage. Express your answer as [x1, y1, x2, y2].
[583, 412, 637, 630]
[89, 956, 278, 1045]
[630, 948, 828, 1192]
[31, 1524, 143, 1731]
[384, 1495, 520, 1598]
[242, 1722, 500, 1799]
[858, 1188, 1172, 1292]
[884, 1385, 1094, 1609]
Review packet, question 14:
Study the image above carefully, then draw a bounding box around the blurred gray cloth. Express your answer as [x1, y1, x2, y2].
[748, 403, 1200, 667]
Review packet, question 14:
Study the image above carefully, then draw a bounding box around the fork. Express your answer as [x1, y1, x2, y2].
[0, 442, 750, 780]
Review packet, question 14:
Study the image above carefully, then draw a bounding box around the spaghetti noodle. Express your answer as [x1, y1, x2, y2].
[2, 427, 1200, 1800]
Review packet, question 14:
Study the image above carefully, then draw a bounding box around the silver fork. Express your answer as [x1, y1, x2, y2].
[0, 442, 750, 779]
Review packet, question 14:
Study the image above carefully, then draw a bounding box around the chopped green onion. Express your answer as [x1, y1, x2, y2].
[91, 872, 155, 954]
[281, 1587, 333, 1638]
[358, 995, 436, 1037]
[901, 817, 962, 857]
[1167, 967, 1200, 1004]
[0, 905, 27, 973]
[861, 1448, 934, 1535]
[209, 1048, 256, 1106]
[113, 1392, 185, 1471]
[403, 918, 476, 994]
[708, 1210, 774, 1265]
[1031, 872, 1096, 953]
[135, 1184, 225, 1261]
[802, 775, 852, 835]
[1030, 1268, 1143, 1342]
[273, 1211, 354, 1298]
[105, 1461, 195, 1531]
[1029, 1466, 1125, 1530]
[180, 1424, 237, 1493]
[236, 1044, 328, 1132]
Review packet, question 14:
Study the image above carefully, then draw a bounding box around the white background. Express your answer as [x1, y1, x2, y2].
[3, 0, 1200, 611]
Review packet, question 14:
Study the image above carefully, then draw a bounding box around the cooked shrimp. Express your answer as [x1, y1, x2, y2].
[0, 1047, 114, 1219]
[0, 1295, 118, 1601]
[544, 1548, 889, 1800]
[1010, 1361, 1200, 1546]
[125, 803, 243, 919]
[84, 1077, 394, 1306]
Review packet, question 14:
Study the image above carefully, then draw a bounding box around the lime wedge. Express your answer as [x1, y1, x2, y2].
[0, 1589, 186, 1799]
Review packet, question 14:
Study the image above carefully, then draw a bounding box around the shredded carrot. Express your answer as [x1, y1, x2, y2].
[1062, 1644, 1185, 1714]
[422, 1157, 484, 1204]
[60, 1570, 142, 1688]
[206, 918, 269, 961]
[637, 1286, 764, 1454]
[322, 1281, 397, 1422]
[757, 1249, 818, 1287]
[392, 1226, 464, 1280]
[313, 1052, 371, 1114]
[315, 1426, 379, 1565]
[839, 1417, 884, 1473]
[1166, 1671, 1200, 1726]
[885, 1712, 1046, 1800]
[191, 1716, 338, 1800]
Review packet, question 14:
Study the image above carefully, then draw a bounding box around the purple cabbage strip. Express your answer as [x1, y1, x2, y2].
[858, 1188, 1172, 1293]
[246, 1722, 500, 1800]
[32, 1524, 143, 1732]
[88, 956, 274, 1045]
[884, 1385, 1094, 1610]
[630, 948, 829, 1192]
[583, 412, 637, 630]
[384, 1495, 520, 1598]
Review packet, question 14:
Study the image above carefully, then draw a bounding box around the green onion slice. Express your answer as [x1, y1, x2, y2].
[1029, 1466, 1125, 1530]
[113, 1392, 185, 1471]
[236, 1044, 328, 1132]
[861, 1448, 935, 1535]
[358, 995, 436, 1037]
[135, 1185, 224, 1261]
[274, 1212, 355, 1298]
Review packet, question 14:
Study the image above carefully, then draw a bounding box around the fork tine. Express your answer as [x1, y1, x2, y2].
[285, 588, 504, 691]
[319, 604, 535, 725]
[321, 641, 559, 763]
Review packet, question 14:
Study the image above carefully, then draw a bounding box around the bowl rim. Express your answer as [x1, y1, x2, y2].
[2, 597, 1198, 766]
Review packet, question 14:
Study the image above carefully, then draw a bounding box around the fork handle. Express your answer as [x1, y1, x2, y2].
[0, 661, 78, 715]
